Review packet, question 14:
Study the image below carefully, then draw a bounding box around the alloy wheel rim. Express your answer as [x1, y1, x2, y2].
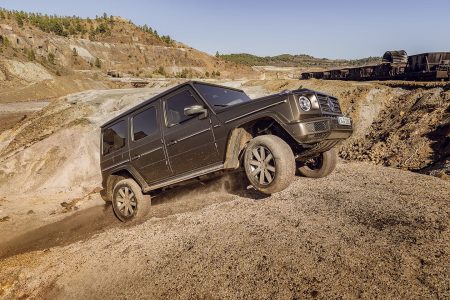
[249, 146, 276, 185]
[116, 186, 137, 217]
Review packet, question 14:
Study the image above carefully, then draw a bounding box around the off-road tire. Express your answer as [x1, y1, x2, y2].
[244, 135, 295, 195]
[112, 178, 150, 222]
[297, 148, 337, 178]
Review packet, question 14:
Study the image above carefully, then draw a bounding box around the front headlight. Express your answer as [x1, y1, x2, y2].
[298, 96, 311, 111]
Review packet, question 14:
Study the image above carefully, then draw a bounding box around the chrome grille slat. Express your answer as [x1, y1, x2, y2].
[316, 94, 342, 114]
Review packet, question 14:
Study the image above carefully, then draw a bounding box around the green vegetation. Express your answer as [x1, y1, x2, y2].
[0, 8, 175, 46]
[139, 23, 175, 45]
[219, 53, 381, 68]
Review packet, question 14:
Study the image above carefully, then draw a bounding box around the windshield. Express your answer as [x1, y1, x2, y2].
[194, 83, 251, 110]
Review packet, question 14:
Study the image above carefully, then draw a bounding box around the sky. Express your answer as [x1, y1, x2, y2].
[0, 0, 449, 59]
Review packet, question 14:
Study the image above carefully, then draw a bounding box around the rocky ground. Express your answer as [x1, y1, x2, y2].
[0, 79, 449, 299]
[0, 161, 448, 299]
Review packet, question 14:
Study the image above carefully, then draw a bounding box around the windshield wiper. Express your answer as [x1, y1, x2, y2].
[213, 104, 230, 107]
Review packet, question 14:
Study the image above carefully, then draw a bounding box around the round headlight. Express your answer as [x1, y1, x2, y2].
[298, 96, 311, 111]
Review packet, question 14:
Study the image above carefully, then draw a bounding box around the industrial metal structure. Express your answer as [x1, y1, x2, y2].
[301, 51, 450, 81]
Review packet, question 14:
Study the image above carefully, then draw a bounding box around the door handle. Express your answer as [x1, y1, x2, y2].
[131, 154, 141, 160]
[167, 140, 177, 146]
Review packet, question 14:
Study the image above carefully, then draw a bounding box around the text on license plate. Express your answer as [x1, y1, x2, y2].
[338, 116, 351, 126]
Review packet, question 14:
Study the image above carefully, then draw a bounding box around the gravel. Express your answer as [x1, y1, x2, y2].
[0, 161, 448, 299]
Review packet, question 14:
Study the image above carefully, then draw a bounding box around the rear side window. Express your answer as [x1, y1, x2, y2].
[133, 107, 158, 141]
[102, 121, 127, 155]
[165, 90, 198, 126]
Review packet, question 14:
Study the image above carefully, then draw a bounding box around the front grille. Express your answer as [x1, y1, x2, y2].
[317, 94, 342, 114]
[305, 121, 329, 132]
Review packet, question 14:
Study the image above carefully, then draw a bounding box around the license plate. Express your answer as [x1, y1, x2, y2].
[338, 116, 351, 126]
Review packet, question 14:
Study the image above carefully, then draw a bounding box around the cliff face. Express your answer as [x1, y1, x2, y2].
[0, 11, 256, 100]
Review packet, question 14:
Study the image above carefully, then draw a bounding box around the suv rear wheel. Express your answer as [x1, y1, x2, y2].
[112, 178, 150, 222]
[243, 135, 295, 195]
[297, 148, 337, 178]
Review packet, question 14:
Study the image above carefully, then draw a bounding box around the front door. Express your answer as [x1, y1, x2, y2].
[129, 102, 172, 183]
[163, 87, 219, 176]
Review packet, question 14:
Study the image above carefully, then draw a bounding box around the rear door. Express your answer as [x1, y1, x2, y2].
[129, 102, 172, 183]
[101, 119, 129, 171]
[163, 87, 219, 176]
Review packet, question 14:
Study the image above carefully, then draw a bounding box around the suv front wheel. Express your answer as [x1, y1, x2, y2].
[296, 148, 337, 178]
[243, 135, 295, 195]
[112, 178, 150, 222]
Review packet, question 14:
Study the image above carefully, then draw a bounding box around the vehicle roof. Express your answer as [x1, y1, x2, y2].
[100, 81, 245, 128]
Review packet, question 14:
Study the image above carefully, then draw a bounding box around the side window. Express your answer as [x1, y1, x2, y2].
[133, 107, 158, 141]
[102, 121, 127, 155]
[165, 90, 198, 127]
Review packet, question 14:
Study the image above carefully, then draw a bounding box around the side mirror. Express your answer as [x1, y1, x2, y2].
[184, 105, 208, 119]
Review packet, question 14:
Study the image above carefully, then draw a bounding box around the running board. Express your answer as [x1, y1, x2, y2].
[143, 163, 224, 192]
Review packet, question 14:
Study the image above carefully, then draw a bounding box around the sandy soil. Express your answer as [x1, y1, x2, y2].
[0, 161, 448, 299]
[0, 79, 449, 299]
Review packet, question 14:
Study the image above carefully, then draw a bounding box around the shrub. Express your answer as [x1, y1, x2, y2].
[154, 66, 166, 76]
[2, 37, 10, 47]
[94, 57, 101, 68]
[27, 49, 35, 61]
[48, 53, 55, 64]
[176, 68, 190, 78]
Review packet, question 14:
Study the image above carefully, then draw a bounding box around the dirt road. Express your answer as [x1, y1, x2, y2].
[0, 161, 448, 299]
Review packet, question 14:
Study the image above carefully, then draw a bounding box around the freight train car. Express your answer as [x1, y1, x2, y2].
[405, 52, 450, 81]
[301, 51, 450, 81]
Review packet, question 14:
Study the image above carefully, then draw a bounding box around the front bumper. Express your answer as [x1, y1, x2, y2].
[286, 116, 353, 144]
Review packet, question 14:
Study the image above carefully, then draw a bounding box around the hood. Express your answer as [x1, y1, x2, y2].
[215, 91, 293, 124]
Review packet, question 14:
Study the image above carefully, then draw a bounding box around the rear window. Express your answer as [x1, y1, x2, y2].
[133, 107, 158, 141]
[102, 121, 127, 155]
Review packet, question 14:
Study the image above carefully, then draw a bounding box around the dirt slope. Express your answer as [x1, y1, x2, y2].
[0, 162, 448, 299]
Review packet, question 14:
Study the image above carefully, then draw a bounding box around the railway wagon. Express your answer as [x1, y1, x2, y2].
[405, 52, 450, 81]
[301, 50, 450, 82]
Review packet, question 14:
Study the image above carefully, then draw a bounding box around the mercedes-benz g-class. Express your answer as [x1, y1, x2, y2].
[100, 81, 352, 221]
